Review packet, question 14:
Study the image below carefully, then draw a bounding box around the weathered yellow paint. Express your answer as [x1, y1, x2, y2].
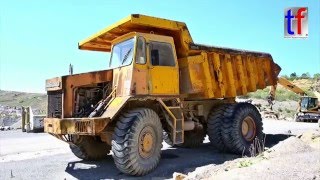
[180, 51, 279, 99]
[44, 117, 110, 135]
[213, 53, 225, 97]
[201, 52, 214, 98]
[79, 14, 193, 57]
[246, 56, 256, 92]
[277, 77, 305, 95]
[144, 33, 180, 95]
[149, 67, 179, 95]
[101, 96, 131, 119]
[46, 14, 282, 138]
[236, 55, 247, 95]
[78, 14, 280, 99]
[224, 54, 237, 96]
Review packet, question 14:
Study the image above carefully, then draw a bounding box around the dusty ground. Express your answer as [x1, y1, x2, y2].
[0, 120, 318, 180]
[181, 130, 320, 180]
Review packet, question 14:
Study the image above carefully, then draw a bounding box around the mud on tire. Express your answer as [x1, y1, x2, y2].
[221, 103, 263, 155]
[69, 136, 110, 160]
[112, 108, 163, 176]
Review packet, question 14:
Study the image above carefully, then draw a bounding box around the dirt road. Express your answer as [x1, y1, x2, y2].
[0, 120, 318, 180]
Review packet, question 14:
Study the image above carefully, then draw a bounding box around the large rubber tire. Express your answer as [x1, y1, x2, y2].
[207, 104, 229, 152]
[221, 103, 263, 155]
[69, 136, 110, 160]
[112, 108, 163, 176]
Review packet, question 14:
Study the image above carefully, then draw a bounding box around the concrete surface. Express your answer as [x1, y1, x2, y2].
[0, 120, 318, 180]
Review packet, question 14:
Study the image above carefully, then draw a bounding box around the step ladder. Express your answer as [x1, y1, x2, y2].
[157, 98, 184, 144]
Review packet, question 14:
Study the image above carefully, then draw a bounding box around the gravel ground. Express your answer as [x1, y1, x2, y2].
[0, 120, 318, 180]
[184, 132, 320, 180]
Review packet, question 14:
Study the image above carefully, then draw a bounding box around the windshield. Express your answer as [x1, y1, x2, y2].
[109, 38, 135, 69]
[301, 97, 309, 110]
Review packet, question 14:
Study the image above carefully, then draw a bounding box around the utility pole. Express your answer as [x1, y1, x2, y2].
[69, 63, 73, 75]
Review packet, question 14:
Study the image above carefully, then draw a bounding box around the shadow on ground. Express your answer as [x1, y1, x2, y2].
[65, 133, 292, 179]
[265, 134, 293, 147]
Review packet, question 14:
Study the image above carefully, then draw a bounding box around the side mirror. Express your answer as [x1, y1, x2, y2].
[151, 50, 159, 65]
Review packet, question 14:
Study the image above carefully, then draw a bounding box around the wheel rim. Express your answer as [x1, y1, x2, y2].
[241, 116, 256, 141]
[139, 126, 155, 159]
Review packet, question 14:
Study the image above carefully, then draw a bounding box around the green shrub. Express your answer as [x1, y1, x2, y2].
[248, 87, 300, 101]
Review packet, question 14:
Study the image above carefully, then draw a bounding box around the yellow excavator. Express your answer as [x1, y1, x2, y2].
[269, 77, 320, 122]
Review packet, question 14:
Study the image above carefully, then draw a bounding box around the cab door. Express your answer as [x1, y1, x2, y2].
[147, 37, 179, 95]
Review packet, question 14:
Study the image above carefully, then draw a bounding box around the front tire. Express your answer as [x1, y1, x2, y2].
[221, 103, 263, 155]
[112, 108, 163, 176]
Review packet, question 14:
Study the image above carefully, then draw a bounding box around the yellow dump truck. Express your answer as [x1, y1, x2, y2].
[44, 14, 281, 176]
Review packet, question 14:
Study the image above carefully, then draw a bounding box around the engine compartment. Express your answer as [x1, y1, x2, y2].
[73, 82, 112, 118]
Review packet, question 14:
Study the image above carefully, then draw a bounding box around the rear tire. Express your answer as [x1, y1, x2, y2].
[112, 108, 163, 176]
[69, 136, 110, 160]
[207, 104, 229, 152]
[221, 103, 263, 155]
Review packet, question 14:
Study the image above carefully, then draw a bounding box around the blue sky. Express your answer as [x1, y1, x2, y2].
[0, 0, 319, 93]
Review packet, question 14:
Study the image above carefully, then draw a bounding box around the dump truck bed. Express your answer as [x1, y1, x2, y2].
[179, 45, 280, 99]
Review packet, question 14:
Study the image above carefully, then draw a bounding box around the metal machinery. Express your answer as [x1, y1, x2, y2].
[44, 14, 281, 176]
[269, 77, 320, 122]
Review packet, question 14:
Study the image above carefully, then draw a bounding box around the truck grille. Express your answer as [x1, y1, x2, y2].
[47, 91, 63, 118]
[75, 121, 93, 133]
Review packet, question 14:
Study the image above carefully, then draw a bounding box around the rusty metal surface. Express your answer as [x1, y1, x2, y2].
[78, 14, 193, 58]
[179, 52, 280, 99]
[189, 43, 272, 57]
[46, 77, 62, 91]
[47, 90, 63, 118]
[113, 65, 133, 97]
[101, 96, 131, 119]
[62, 70, 113, 117]
[44, 117, 110, 135]
[132, 67, 148, 95]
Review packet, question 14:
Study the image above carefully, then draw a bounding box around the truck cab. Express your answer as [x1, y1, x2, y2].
[110, 32, 179, 97]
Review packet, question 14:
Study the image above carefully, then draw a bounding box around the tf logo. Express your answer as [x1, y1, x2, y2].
[284, 7, 308, 38]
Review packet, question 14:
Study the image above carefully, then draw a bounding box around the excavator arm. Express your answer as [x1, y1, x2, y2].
[269, 77, 306, 101]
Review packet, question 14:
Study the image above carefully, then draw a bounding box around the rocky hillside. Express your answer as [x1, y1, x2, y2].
[0, 90, 47, 127]
[0, 90, 47, 111]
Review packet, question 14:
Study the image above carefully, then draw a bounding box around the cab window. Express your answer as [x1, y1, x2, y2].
[135, 36, 146, 64]
[149, 41, 175, 66]
[109, 38, 135, 69]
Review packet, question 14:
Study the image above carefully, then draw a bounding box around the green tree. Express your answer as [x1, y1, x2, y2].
[290, 72, 297, 80]
[313, 73, 320, 79]
[300, 72, 310, 79]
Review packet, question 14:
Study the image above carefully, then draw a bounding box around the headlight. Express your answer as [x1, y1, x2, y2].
[298, 113, 304, 116]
